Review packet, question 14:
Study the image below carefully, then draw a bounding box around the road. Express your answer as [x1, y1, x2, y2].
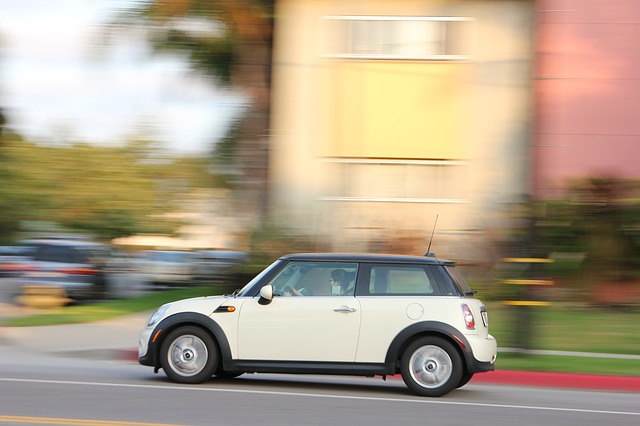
[0, 348, 638, 426]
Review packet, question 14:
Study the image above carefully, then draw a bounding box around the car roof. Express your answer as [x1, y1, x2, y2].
[279, 253, 454, 265]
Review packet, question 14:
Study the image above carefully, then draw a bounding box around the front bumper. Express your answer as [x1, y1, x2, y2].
[138, 327, 155, 366]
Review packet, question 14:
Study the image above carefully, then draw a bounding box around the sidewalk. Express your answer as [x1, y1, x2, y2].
[1, 308, 639, 392]
[0, 307, 149, 360]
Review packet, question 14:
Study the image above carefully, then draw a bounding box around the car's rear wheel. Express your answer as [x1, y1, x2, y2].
[400, 336, 463, 397]
[160, 326, 218, 384]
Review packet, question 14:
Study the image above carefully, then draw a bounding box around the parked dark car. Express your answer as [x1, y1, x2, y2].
[0, 246, 36, 277]
[8, 238, 123, 301]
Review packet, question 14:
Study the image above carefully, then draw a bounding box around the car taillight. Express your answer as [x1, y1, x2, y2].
[57, 267, 98, 275]
[461, 304, 475, 330]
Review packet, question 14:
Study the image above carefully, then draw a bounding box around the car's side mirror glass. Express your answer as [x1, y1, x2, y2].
[259, 284, 274, 304]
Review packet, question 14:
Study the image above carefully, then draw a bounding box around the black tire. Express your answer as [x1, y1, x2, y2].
[400, 336, 463, 397]
[457, 370, 474, 388]
[215, 371, 244, 379]
[160, 326, 218, 384]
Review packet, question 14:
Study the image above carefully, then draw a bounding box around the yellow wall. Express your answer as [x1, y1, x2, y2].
[319, 62, 470, 159]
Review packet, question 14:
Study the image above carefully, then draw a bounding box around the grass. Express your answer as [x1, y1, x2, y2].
[3, 288, 639, 377]
[487, 301, 640, 376]
[495, 353, 640, 377]
[487, 302, 640, 355]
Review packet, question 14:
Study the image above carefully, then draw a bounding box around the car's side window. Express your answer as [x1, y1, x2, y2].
[35, 245, 70, 263]
[268, 261, 358, 296]
[367, 265, 440, 296]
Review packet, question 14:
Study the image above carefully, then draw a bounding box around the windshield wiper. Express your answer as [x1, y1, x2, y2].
[225, 288, 241, 297]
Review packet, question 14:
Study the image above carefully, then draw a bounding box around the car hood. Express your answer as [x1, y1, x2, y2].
[164, 295, 231, 317]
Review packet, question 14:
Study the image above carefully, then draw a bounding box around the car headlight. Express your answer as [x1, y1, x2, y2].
[147, 304, 170, 327]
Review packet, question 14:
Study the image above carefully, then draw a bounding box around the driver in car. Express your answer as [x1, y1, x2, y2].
[330, 268, 354, 295]
[283, 286, 304, 296]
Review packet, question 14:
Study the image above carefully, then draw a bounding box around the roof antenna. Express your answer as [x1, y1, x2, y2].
[425, 214, 438, 257]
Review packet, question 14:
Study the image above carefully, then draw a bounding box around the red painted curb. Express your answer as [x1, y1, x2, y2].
[471, 370, 640, 392]
[116, 349, 139, 362]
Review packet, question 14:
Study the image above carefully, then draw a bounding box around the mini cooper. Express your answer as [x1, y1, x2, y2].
[138, 253, 497, 397]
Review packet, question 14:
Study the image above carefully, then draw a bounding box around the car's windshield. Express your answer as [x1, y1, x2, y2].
[268, 261, 359, 296]
[235, 259, 284, 297]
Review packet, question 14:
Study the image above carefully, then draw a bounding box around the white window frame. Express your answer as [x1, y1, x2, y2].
[320, 16, 474, 61]
[318, 158, 469, 204]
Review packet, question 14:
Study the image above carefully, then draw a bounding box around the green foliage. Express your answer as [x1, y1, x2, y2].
[0, 135, 212, 242]
[112, 0, 273, 212]
[0, 133, 39, 243]
[117, 0, 274, 86]
[497, 177, 640, 289]
[157, 27, 235, 85]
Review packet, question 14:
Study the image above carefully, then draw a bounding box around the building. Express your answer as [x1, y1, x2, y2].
[269, 0, 536, 255]
[532, 0, 640, 198]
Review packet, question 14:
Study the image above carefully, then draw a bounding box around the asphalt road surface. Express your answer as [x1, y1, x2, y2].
[0, 348, 638, 426]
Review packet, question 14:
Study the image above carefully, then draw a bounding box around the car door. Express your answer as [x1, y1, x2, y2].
[236, 261, 361, 362]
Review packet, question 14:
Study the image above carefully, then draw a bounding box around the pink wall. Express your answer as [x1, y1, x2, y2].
[533, 0, 640, 198]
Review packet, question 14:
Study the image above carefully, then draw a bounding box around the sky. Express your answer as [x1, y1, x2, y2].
[0, 0, 246, 155]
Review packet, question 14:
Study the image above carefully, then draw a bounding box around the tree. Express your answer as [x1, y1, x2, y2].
[0, 137, 208, 241]
[114, 0, 274, 220]
[0, 132, 28, 243]
[0, 107, 6, 135]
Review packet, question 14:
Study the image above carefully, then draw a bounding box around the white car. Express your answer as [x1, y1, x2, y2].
[139, 253, 497, 397]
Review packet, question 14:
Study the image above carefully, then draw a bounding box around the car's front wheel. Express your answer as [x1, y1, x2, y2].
[400, 336, 463, 397]
[160, 326, 218, 384]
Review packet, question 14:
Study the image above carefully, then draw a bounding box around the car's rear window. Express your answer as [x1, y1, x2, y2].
[367, 265, 436, 295]
[29, 243, 111, 264]
[445, 266, 475, 296]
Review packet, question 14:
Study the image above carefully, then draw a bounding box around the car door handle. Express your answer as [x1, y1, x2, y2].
[333, 306, 357, 313]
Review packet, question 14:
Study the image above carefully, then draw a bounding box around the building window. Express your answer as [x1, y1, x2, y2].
[319, 158, 469, 204]
[321, 16, 473, 60]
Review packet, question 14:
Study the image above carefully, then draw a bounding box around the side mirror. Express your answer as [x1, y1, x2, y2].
[259, 284, 273, 305]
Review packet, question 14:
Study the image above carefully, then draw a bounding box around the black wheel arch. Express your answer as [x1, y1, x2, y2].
[385, 321, 474, 373]
[147, 312, 232, 372]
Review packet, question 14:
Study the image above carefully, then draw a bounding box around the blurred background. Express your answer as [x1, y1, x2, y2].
[1, 0, 640, 315]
